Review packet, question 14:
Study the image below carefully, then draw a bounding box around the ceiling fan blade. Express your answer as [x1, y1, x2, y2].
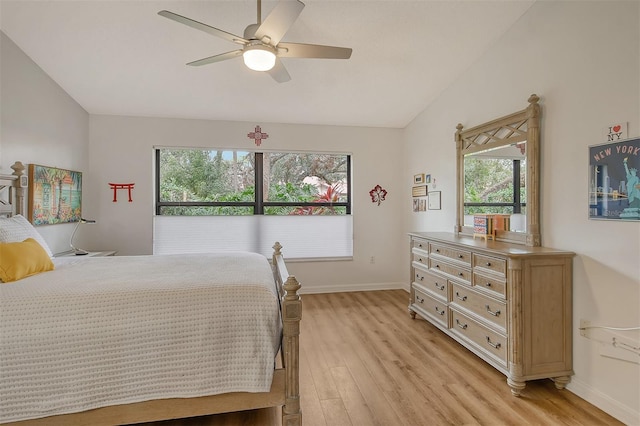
[277, 42, 352, 59]
[187, 50, 243, 66]
[254, 0, 305, 46]
[158, 10, 248, 45]
[267, 58, 291, 83]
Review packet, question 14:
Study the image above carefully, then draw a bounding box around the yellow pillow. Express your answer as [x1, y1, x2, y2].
[0, 238, 55, 283]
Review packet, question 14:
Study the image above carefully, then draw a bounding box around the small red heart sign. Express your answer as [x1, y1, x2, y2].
[613, 125, 621, 133]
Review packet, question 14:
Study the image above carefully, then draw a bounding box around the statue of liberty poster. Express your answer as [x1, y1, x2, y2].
[589, 137, 640, 220]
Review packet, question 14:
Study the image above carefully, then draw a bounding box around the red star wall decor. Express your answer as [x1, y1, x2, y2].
[248, 125, 269, 146]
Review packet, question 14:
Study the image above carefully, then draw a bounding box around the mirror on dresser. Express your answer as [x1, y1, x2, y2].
[455, 94, 541, 246]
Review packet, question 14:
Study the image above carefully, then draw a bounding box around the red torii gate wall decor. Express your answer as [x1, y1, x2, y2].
[109, 182, 134, 202]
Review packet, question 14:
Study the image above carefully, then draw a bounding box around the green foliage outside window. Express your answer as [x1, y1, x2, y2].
[157, 149, 350, 216]
[464, 157, 526, 215]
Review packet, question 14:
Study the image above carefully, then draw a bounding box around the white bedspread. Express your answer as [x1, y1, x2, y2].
[0, 252, 281, 423]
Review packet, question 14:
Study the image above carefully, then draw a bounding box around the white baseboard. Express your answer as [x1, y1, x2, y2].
[299, 281, 407, 294]
[567, 377, 640, 425]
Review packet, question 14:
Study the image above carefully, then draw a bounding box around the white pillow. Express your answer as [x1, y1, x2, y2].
[0, 214, 54, 258]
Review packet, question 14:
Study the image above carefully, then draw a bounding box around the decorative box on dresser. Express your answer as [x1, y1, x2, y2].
[408, 232, 575, 396]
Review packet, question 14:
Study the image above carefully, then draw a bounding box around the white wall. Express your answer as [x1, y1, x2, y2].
[403, 1, 640, 424]
[88, 115, 406, 292]
[0, 32, 90, 254]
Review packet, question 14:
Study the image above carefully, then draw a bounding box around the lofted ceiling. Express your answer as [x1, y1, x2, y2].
[0, 1, 534, 128]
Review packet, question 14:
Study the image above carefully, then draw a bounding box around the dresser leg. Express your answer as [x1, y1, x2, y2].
[552, 376, 571, 390]
[409, 308, 416, 319]
[507, 378, 526, 396]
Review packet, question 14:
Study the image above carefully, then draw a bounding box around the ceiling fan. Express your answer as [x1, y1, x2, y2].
[158, 0, 352, 83]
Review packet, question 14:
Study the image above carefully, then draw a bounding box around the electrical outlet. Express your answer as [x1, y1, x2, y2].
[579, 319, 590, 338]
[578, 320, 640, 363]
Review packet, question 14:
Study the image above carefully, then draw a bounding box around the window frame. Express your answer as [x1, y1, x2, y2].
[155, 149, 352, 216]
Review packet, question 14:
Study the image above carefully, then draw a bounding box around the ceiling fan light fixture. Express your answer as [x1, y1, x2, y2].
[159, 0, 352, 82]
[243, 44, 276, 71]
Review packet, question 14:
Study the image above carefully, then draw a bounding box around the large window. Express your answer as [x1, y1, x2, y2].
[154, 148, 352, 259]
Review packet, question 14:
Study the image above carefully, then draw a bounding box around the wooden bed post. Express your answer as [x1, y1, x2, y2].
[272, 241, 302, 426]
[272, 241, 284, 291]
[281, 276, 302, 426]
[11, 161, 26, 216]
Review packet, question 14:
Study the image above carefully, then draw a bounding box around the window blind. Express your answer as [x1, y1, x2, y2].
[153, 215, 353, 260]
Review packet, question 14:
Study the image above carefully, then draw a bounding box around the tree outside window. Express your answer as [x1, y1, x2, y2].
[156, 149, 350, 216]
[464, 157, 526, 216]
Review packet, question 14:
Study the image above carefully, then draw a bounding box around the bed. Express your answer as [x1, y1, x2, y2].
[0, 161, 302, 426]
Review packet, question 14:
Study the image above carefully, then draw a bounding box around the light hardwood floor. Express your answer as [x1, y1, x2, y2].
[142, 290, 622, 426]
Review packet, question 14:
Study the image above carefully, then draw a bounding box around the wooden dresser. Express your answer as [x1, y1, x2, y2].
[408, 232, 574, 395]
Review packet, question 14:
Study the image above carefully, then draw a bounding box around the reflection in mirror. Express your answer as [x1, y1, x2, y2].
[463, 143, 527, 232]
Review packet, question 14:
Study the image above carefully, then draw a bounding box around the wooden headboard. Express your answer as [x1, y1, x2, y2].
[0, 161, 26, 217]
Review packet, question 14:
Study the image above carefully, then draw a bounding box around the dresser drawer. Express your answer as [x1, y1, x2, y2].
[429, 243, 472, 265]
[450, 283, 507, 331]
[473, 253, 506, 277]
[413, 286, 449, 328]
[414, 271, 448, 301]
[473, 271, 506, 298]
[430, 259, 471, 285]
[412, 251, 429, 268]
[412, 238, 429, 251]
[451, 309, 507, 366]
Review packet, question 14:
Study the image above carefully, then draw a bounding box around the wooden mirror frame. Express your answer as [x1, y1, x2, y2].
[455, 94, 541, 246]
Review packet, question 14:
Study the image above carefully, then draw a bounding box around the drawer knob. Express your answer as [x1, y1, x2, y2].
[458, 254, 463, 259]
[418, 244, 423, 248]
[485, 282, 492, 287]
[456, 319, 468, 330]
[416, 296, 424, 304]
[486, 262, 492, 266]
[416, 274, 424, 281]
[458, 272, 464, 277]
[418, 258, 423, 262]
[435, 264, 440, 269]
[435, 283, 445, 291]
[435, 249, 440, 253]
[455, 292, 467, 301]
[486, 336, 501, 349]
[435, 307, 445, 316]
[486, 305, 501, 316]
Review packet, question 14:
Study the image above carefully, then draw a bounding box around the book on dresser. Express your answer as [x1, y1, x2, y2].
[408, 231, 575, 396]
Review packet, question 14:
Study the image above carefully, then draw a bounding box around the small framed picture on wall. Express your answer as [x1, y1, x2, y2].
[428, 191, 441, 210]
[413, 173, 425, 184]
[412, 185, 427, 197]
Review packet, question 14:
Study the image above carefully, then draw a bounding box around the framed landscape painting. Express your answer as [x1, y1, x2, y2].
[28, 164, 82, 225]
